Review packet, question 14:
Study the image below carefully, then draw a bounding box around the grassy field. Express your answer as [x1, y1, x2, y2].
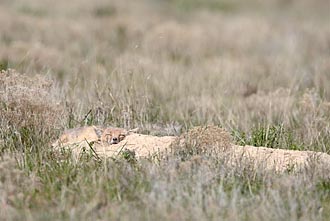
[0, 0, 330, 220]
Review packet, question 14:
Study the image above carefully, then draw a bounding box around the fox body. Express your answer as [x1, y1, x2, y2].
[54, 126, 130, 146]
[56, 126, 101, 145]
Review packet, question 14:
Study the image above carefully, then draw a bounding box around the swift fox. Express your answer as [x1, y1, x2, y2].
[54, 126, 102, 146]
[53, 126, 137, 147]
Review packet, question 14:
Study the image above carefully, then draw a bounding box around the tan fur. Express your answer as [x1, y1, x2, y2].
[56, 126, 102, 145]
[53, 126, 137, 147]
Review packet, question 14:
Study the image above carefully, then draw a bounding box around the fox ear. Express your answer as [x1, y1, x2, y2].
[128, 128, 139, 134]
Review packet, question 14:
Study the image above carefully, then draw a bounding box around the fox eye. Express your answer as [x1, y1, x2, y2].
[119, 134, 126, 140]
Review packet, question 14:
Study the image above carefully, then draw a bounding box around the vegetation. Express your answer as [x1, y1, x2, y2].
[0, 0, 329, 220]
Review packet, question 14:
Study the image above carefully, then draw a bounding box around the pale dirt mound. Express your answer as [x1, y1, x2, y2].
[230, 145, 330, 173]
[53, 126, 330, 173]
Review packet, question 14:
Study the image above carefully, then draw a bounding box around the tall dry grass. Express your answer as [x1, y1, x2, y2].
[0, 0, 330, 220]
[1, 0, 329, 140]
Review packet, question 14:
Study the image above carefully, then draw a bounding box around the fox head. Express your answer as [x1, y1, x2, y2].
[102, 128, 128, 144]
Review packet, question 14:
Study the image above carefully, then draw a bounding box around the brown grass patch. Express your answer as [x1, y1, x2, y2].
[0, 69, 64, 129]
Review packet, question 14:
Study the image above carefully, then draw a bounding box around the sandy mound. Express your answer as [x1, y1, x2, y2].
[53, 126, 330, 173]
[229, 145, 330, 173]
